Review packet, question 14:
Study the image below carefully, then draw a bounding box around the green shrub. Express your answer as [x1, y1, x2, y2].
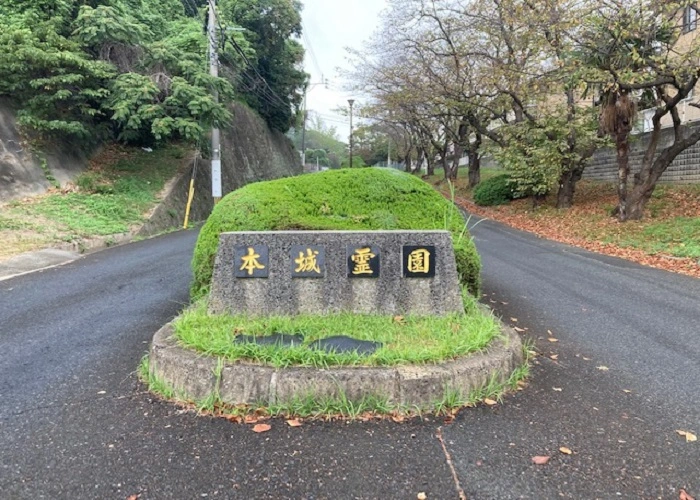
[473, 174, 515, 206]
[75, 172, 114, 194]
[191, 168, 481, 299]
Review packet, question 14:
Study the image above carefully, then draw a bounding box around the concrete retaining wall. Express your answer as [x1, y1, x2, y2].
[0, 100, 90, 201]
[138, 101, 302, 236]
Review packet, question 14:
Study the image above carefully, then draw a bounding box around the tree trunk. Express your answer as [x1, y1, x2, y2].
[626, 185, 653, 220]
[426, 154, 435, 176]
[448, 155, 459, 181]
[531, 193, 546, 209]
[440, 143, 450, 180]
[416, 149, 425, 175]
[615, 129, 632, 221]
[404, 153, 412, 173]
[556, 165, 584, 209]
[468, 152, 480, 188]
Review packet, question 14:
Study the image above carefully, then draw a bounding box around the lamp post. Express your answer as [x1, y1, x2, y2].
[347, 99, 355, 168]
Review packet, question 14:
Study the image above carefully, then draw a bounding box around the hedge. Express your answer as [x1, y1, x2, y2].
[473, 174, 515, 206]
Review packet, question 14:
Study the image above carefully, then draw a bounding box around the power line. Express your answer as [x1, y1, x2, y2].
[183, 0, 291, 111]
[300, 20, 323, 77]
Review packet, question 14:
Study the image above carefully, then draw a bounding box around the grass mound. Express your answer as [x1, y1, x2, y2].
[191, 168, 481, 298]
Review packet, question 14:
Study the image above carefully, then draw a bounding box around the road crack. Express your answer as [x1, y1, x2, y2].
[436, 426, 467, 500]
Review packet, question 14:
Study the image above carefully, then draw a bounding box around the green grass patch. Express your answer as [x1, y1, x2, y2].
[7, 144, 185, 238]
[191, 167, 481, 300]
[609, 217, 700, 259]
[173, 293, 500, 368]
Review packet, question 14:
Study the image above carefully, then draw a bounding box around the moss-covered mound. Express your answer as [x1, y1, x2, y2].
[191, 168, 480, 298]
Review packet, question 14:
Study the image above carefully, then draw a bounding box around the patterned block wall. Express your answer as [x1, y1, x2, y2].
[585, 123, 700, 184]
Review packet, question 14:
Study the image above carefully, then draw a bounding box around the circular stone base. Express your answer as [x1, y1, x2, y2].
[148, 322, 523, 409]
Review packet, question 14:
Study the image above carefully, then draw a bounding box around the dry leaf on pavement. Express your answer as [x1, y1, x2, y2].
[417, 493, 427, 500]
[513, 326, 526, 333]
[552, 387, 562, 392]
[127, 495, 141, 500]
[548, 338, 559, 343]
[680, 489, 695, 500]
[550, 354, 559, 360]
[510, 317, 518, 322]
[531, 456, 550, 465]
[559, 447, 573, 455]
[484, 398, 498, 406]
[252, 423, 271, 433]
[597, 366, 609, 371]
[286, 419, 302, 427]
[676, 430, 698, 442]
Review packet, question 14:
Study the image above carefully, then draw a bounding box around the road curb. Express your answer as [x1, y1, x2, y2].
[148, 318, 524, 408]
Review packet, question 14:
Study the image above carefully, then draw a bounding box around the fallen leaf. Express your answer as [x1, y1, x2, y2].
[244, 415, 259, 424]
[680, 489, 695, 500]
[582, 356, 591, 361]
[547, 329, 553, 335]
[623, 389, 632, 394]
[510, 317, 518, 323]
[513, 326, 526, 333]
[676, 430, 698, 442]
[531, 455, 550, 465]
[252, 423, 271, 433]
[550, 354, 559, 360]
[500, 301, 509, 305]
[597, 366, 609, 371]
[548, 338, 559, 343]
[484, 398, 498, 406]
[286, 419, 302, 427]
[417, 493, 427, 500]
[127, 495, 141, 500]
[391, 414, 406, 423]
[559, 447, 573, 455]
[393, 315, 406, 324]
[553, 387, 562, 392]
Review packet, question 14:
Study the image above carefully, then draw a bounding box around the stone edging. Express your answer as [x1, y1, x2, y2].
[148, 321, 524, 409]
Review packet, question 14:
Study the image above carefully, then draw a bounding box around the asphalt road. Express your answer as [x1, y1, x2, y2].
[1, 221, 699, 499]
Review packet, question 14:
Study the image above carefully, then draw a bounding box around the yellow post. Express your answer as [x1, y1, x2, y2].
[183, 178, 196, 229]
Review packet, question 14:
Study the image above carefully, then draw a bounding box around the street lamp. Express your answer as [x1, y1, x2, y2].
[348, 99, 355, 168]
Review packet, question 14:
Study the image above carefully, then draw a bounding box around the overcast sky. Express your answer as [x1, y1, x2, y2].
[299, 0, 387, 140]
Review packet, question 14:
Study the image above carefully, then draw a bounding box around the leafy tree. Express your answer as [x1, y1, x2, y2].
[577, 0, 700, 220]
[221, 0, 307, 132]
[0, 0, 306, 147]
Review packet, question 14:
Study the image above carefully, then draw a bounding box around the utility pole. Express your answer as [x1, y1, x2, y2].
[300, 97, 307, 167]
[348, 99, 355, 168]
[208, 0, 222, 204]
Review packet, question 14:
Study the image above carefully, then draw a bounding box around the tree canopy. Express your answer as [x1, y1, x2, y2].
[0, 0, 308, 144]
[348, 0, 700, 217]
